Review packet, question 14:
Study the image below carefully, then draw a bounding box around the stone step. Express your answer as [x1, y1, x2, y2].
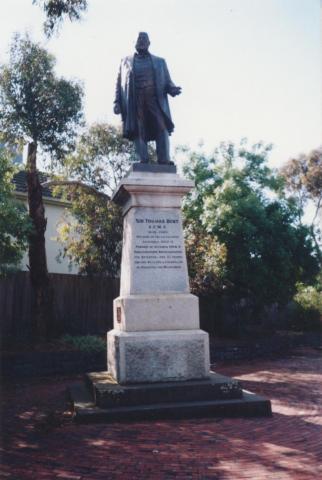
[68, 373, 272, 423]
[86, 371, 243, 408]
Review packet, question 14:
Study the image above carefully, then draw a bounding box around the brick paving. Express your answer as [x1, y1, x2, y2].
[1, 347, 322, 479]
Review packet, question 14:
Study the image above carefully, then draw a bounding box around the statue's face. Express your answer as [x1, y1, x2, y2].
[135, 33, 150, 53]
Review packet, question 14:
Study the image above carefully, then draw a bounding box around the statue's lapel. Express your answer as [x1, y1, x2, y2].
[150, 54, 160, 87]
[150, 54, 158, 73]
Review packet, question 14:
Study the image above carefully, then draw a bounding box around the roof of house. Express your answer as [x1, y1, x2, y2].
[13, 170, 62, 200]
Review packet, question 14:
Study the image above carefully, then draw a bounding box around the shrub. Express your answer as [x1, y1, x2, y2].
[60, 334, 106, 353]
[287, 282, 322, 331]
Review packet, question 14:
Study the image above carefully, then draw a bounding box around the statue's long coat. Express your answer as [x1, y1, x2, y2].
[114, 54, 175, 141]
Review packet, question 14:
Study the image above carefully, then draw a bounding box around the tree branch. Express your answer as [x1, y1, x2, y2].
[312, 195, 322, 226]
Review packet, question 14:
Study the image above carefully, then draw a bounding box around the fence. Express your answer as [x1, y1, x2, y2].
[1, 272, 318, 344]
[0, 273, 223, 342]
[0, 272, 119, 341]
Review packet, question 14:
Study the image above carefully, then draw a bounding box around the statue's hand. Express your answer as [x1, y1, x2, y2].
[114, 103, 121, 115]
[168, 85, 182, 97]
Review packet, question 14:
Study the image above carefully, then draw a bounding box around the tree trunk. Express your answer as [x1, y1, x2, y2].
[26, 141, 54, 340]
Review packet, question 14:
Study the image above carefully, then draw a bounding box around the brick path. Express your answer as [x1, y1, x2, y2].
[1, 347, 321, 479]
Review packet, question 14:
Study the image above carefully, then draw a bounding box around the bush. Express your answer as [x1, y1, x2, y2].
[60, 334, 106, 353]
[287, 282, 322, 331]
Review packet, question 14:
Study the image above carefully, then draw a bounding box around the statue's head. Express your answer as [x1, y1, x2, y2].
[135, 32, 150, 54]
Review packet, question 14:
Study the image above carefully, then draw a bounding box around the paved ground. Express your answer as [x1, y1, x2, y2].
[1, 347, 322, 479]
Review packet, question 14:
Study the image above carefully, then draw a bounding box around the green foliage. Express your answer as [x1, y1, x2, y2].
[287, 276, 322, 331]
[0, 34, 83, 160]
[0, 146, 32, 276]
[58, 193, 123, 276]
[281, 146, 322, 256]
[63, 123, 135, 196]
[182, 141, 320, 306]
[33, 0, 87, 37]
[60, 334, 105, 353]
[57, 123, 134, 276]
[295, 282, 322, 314]
[281, 146, 322, 210]
[185, 225, 227, 295]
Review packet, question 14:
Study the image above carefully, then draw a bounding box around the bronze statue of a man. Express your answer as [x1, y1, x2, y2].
[114, 32, 181, 165]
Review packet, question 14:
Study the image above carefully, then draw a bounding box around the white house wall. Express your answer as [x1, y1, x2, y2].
[18, 198, 78, 275]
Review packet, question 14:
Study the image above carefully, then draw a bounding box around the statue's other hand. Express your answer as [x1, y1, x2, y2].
[114, 103, 121, 114]
[168, 85, 182, 97]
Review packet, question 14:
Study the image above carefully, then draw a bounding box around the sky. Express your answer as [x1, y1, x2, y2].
[0, 0, 321, 170]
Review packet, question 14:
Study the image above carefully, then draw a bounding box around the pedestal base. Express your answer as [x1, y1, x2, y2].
[107, 329, 210, 384]
[69, 371, 272, 423]
[113, 294, 199, 331]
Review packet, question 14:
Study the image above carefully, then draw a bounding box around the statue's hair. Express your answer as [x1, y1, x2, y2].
[138, 32, 150, 40]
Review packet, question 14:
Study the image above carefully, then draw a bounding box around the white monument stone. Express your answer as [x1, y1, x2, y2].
[107, 168, 210, 384]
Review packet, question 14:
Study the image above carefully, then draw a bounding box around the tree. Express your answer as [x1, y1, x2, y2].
[281, 146, 322, 260]
[33, 0, 87, 37]
[0, 34, 83, 338]
[0, 145, 32, 276]
[56, 123, 134, 276]
[182, 141, 320, 309]
[61, 123, 135, 196]
[184, 224, 227, 296]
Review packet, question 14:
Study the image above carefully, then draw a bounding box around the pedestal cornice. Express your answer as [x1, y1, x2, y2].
[112, 171, 194, 214]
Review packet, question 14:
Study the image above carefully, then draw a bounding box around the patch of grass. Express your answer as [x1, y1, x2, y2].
[60, 334, 106, 353]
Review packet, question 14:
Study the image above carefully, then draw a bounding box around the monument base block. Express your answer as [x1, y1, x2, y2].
[107, 329, 210, 384]
[69, 371, 272, 423]
[113, 293, 199, 331]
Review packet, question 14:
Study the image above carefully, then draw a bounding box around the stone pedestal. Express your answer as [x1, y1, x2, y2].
[107, 167, 210, 384]
[108, 329, 209, 384]
[69, 164, 271, 422]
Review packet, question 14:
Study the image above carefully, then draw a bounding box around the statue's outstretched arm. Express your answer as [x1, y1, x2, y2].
[164, 60, 182, 97]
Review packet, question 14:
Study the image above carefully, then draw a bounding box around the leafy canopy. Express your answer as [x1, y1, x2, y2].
[62, 123, 136, 196]
[0, 34, 83, 160]
[57, 123, 134, 276]
[0, 145, 32, 276]
[182, 141, 320, 304]
[281, 146, 322, 249]
[281, 146, 322, 209]
[184, 224, 227, 296]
